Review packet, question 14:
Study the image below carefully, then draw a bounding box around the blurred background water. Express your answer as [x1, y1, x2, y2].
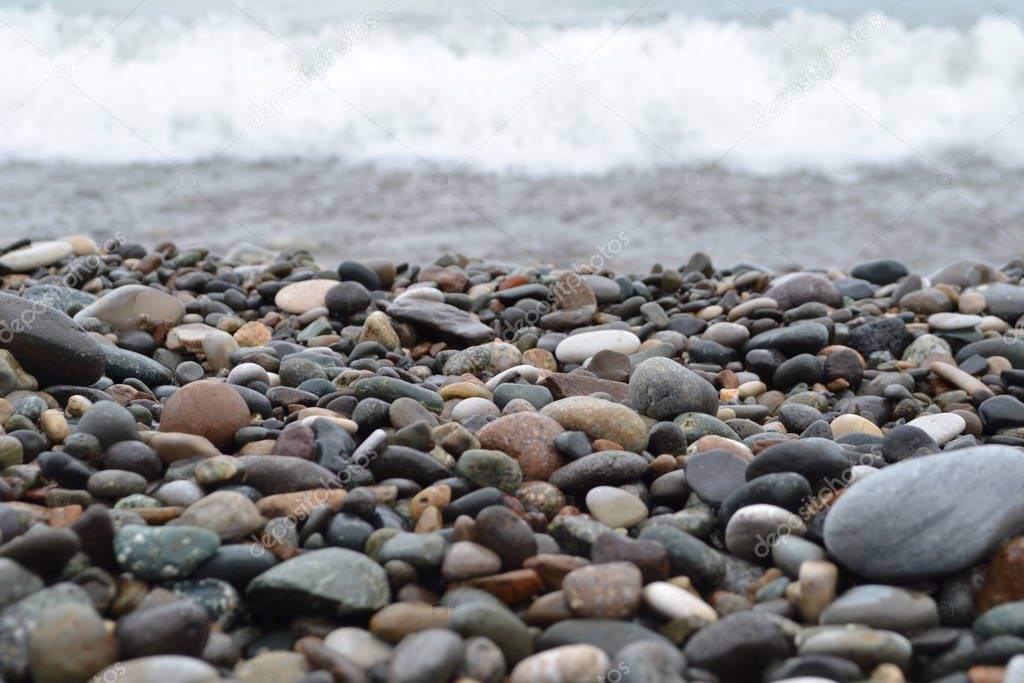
[2, 0, 1022, 270]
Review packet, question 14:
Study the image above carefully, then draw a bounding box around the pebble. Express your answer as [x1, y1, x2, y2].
[2, 242, 1024, 683]
[169, 490, 265, 540]
[643, 580, 717, 622]
[159, 379, 252, 449]
[479, 411, 569, 481]
[629, 356, 719, 418]
[0, 240, 73, 271]
[442, 540, 503, 580]
[820, 585, 940, 631]
[274, 279, 339, 314]
[555, 330, 641, 364]
[683, 611, 791, 682]
[825, 446, 1024, 580]
[323, 627, 393, 669]
[686, 448, 749, 506]
[93, 656, 220, 683]
[541, 397, 649, 452]
[725, 503, 807, 561]
[75, 283, 185, 331]
[585, 486, 648, 528]
[548, 450, 648, 494]
[28, 602, 118, 683]
[114, 524, 220, 579]
[510, 644, 612, 683]
[247, 547, 390, 614]
[0, 292, 106, 386]
[562, 562, 642, 618]
[798, 628, 912, 670]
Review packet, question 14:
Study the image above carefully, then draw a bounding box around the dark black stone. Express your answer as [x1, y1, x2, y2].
[848, 317, 911, 358]
[880, 424, 939, 463]
[745, 438, 852, 490]
[683, 611, 791, 683]
[325, 281, 372, 317]
[851, 258, 909, 285]
[979, 394, 1024, 433]
[718, 472, 814, 527]
[325, 513, 374, 552]
[336, 260, 381, 290]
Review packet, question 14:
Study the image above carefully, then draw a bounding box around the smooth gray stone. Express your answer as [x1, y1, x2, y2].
[824, 446, 1024, 581]
[820, 585, 939, 631]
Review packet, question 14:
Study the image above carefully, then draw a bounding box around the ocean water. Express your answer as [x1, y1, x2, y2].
[2, 0, 1023, 270]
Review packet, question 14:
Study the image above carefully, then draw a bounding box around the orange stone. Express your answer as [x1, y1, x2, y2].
[465, 569, 545, 604]
[499, 274, 530, 290]
[47, 505, 84, 527]
[135, 506, 185, 524]
[967, 666, 1004, 683]
[410, 484, 452, 521]
[256, 489, 347, 519]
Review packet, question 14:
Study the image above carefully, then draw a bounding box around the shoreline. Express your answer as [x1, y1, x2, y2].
[6, 159, 1023, 272]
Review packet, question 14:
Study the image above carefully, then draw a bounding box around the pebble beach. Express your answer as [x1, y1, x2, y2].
[4, 235, 1024, 683]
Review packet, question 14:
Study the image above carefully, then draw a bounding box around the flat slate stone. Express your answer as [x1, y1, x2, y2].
[743, 323, 830, 357]
[246, 547, 390, 615]
[387, 298, 494, 346]
[544, 373, 630, 401]
[537, 619, 673, 657]
[824, 445, 1024, 581]
[548, 450, 649, 495]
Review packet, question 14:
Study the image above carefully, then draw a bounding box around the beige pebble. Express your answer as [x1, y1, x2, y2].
[988, 356, 1012, 375]
[830, 414, 882, 438]
[688, 434, 753, 461]
[698, 305, 724, 321]
[738, 380, 767, 398]
[39, 409, 70, 443]
[510, 645, 612, 683]
[930, 361, 988, 396]
[66, 395, 93, 417]
[959, 291, 986, 314]
[797, 560, 838, 623]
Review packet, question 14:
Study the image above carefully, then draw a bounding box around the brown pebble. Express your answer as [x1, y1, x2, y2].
[978, 537, 1024, 612]
[523, 554, 591, 590]
[294, 636, 370, 683]
[524, 591, 572, 626]
[650, 453, 677, 476]
[369, 602, 449, 643]
[134, 507, 185, 524]
[255, 489, 347, 519]
[158, 379, 252, 450]
[562, 562, 642, 619]
[966, 666, 1003, 683]
[465, 569, 545, 604]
